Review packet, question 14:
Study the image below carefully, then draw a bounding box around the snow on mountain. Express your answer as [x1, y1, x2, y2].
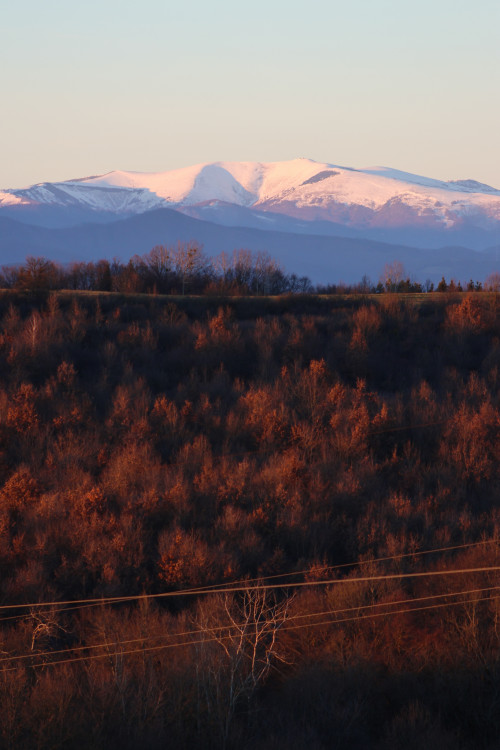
[70, 158, 500, 220]
[77, 159, 324, 206]
[8, 181, 166, 214]
[447, 179, 500, 194]
[0, 191, 26, 207]
[2, 159, 500, 239]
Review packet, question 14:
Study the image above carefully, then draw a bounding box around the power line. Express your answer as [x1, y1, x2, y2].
[1, 590, 497, 674]
[1, 539, 498, 618]
[2, 583, 498, 666]
[5, 565, 500, 616]
[186, 537, 500, 594]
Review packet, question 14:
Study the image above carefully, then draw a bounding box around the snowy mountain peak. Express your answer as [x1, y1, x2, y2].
[447, 179, 500, 194]
[2, 160, 500, 238]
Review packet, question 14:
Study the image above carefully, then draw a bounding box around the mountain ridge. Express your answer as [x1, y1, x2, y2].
[1, 207, 498, 285]
[1, 159, 500, 283]
[3, 159, 500, 231]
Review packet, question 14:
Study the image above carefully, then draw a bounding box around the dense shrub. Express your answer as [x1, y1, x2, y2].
[0, 290, 499, 748]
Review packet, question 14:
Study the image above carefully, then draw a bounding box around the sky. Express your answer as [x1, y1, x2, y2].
[1, 0, 499, 189]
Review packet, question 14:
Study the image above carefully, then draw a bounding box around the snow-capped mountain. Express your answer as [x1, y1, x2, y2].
[2, 159, 500, 244]
[1, 159, 500, 284]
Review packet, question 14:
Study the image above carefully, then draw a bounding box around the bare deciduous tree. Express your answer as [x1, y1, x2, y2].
[381, 260, 406, 292]
[194, 587, 292, 748]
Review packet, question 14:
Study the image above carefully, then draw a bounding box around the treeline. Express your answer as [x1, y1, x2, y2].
[1, 292, 500, 748]
[0, 253, 500, 297]
[318, 262, 500, 294]
[2, 251, 500, 297]
[0, 246, 312, 296]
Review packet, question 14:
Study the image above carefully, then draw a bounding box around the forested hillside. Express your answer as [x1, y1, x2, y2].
[0, 290, 499, 749]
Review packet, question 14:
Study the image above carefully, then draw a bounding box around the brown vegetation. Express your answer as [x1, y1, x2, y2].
[0, 290, 499, 748]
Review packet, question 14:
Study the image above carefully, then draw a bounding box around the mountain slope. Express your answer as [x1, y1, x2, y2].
[2, 159, 500, 283]
[1, 209, 497, 285]
[2, 159, 500, 250]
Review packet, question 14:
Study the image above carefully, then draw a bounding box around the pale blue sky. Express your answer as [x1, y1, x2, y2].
[1, 0, 499, 188]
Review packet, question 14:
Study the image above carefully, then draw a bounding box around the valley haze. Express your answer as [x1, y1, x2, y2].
[2, 158, 500, 285]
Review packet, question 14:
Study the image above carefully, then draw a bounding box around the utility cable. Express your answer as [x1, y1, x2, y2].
[1, 590, 498, 674]
[1, 585, 499, 666]
[1, 539, 498, 618]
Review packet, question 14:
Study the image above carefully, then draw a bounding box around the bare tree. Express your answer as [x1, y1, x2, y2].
[381, 260, 406, 292]
[194, 587, 291, 748]
[484, 271, 500, 292]
[172, 242, 208, 294]
[27, 607, 69, 654]
[142, 245, 173, 291]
